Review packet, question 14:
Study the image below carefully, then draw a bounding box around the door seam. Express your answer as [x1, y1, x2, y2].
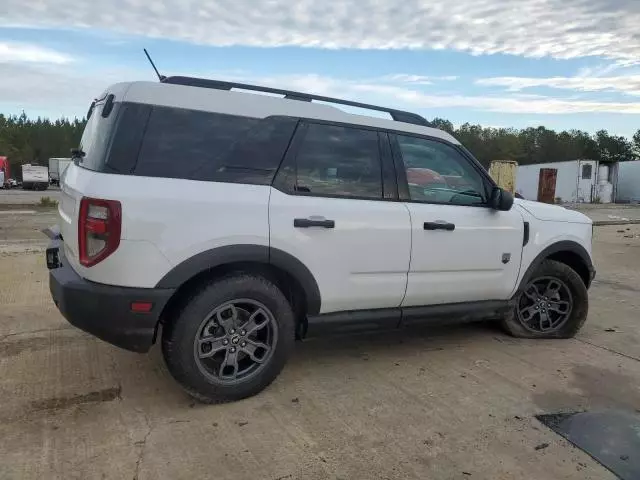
[399, 202, 413, 309]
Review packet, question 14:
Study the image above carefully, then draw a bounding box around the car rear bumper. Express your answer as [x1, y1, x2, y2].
[47, 238, 175, 353]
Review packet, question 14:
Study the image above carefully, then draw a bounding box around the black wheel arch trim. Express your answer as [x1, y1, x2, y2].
[517, 240, 594, 292]
[155, 245, 322, 315]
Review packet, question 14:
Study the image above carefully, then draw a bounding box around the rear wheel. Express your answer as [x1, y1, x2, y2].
[502, 259, 588, 338]
[162, 274, 295, 403]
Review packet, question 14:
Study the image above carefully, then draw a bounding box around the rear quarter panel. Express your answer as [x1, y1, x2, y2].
[61, 168, 270, 288]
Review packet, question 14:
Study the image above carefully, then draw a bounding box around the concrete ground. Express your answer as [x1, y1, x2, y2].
[1, 209, 639, 480]
[567, 203, 640, 224]
[0, 188, 61, 206]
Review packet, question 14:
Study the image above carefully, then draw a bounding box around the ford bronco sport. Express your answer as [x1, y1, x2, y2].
[46, 76, 595, 403]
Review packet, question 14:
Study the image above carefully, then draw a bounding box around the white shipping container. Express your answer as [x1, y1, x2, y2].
[616, 160, 640, 203]
[515, 159, 599, 203]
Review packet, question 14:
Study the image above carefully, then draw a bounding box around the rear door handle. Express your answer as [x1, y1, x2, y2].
[424, 221, 455, 231]
[294, 218, 335, 228]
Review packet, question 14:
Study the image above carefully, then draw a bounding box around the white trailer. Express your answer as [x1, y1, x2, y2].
[49, 158, 72, 185]
[515, 159, 616, 204]
[22, 164, 49, 191]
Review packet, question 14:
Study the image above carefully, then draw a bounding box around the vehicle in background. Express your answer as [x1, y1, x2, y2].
[22, 164, 49, 190]
[0, 156, 10, 188]
[6, 178, 18, 188]
[49, 158, 73, 186]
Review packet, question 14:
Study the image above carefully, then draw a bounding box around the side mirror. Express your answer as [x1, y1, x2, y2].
[490, 187, 514, 211]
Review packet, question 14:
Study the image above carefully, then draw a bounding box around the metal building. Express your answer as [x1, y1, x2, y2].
[515, 159, 617, 204]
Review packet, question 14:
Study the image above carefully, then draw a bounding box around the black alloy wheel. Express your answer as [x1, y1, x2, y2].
[194, 299, 277, 385]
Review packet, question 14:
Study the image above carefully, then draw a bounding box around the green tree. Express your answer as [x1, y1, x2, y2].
[0, 112, 85, 179]
[633, 129, 640, 157]
[595, 130, 636, 162]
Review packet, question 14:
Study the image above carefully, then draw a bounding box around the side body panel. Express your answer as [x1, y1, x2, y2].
[512, 204, 593, 295]
[269, 189, 411, 314]
[402, 204, 525, 306]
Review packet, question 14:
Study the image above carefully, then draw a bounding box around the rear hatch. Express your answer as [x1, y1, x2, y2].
[59, 95, 120, 266]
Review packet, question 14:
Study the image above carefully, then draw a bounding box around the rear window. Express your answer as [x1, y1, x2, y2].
[77, 100, 120, 172]
[133, 106, 296, 184]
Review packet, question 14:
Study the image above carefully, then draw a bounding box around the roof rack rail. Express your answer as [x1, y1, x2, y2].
[161, 75, 429, 127]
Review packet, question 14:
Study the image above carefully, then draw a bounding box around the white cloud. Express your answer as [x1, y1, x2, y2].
[0, 42, 73, 64]
[381, 74, 458, 85]
[477, 73, 640, 96]
[2, 0, 640, 63]
[4, 64, 640, 119]
[213, 72, 640, 115]
[0, 62, 145, 117]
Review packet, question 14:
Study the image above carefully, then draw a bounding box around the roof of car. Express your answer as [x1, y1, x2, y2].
[106, 81, 460, 145]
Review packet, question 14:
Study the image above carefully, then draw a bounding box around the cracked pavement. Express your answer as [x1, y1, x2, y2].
[0, 210, 639, 479]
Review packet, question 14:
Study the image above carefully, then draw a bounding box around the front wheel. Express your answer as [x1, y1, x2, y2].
[162, 274, 295, 403]
[502, 259, 588, 338]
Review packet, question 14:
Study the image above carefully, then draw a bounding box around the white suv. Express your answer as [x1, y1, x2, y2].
[47, 76, 595, 403]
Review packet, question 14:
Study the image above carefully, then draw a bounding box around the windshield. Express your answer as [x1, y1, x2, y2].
[76, 100, 119, 172]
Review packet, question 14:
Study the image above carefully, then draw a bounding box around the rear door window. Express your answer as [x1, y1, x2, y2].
[292, 123, 383, 199]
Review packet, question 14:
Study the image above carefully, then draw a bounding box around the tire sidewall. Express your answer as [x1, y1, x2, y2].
[504, 260, 589, 339]
[162, 275, 295, 402]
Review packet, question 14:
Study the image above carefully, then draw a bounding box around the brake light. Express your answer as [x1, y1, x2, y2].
[78, 197, 121, 267]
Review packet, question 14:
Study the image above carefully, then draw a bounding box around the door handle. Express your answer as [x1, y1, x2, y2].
[294, 218, 335, 228]
[423, 221, 455, 231]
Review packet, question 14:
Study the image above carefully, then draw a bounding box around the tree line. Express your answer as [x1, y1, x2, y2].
[429, 118, 639, 168]
[0, 112, 638, 177]
[0, 113, 85, 176]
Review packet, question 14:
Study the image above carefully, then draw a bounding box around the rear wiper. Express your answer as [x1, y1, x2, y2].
[71, 148, 86, 160]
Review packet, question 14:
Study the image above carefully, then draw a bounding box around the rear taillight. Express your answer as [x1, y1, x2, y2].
[78, 197, 121, 267]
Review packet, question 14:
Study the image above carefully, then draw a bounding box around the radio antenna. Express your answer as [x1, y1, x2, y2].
[143, 49, 166, 81]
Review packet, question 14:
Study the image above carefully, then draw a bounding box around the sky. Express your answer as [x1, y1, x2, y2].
[1, 0, 640, 138]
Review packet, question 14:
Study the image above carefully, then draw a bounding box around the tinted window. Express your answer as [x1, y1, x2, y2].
[582, 164, 592, 179]
[294, 123, 382, 199]
[395, 135, 486, 206]
[104, 102, 151, 174]
[214, 116, 298, 184]
[135, 107, 261, 180]
[77, 100, 120, 172]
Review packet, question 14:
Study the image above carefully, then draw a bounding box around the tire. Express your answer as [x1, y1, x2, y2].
[502, 259, 588, 339]
[162, 274, 295, 403]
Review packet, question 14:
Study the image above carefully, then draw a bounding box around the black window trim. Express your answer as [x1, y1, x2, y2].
[272, 119, 396, 202]
[388, 131, 497, 208]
